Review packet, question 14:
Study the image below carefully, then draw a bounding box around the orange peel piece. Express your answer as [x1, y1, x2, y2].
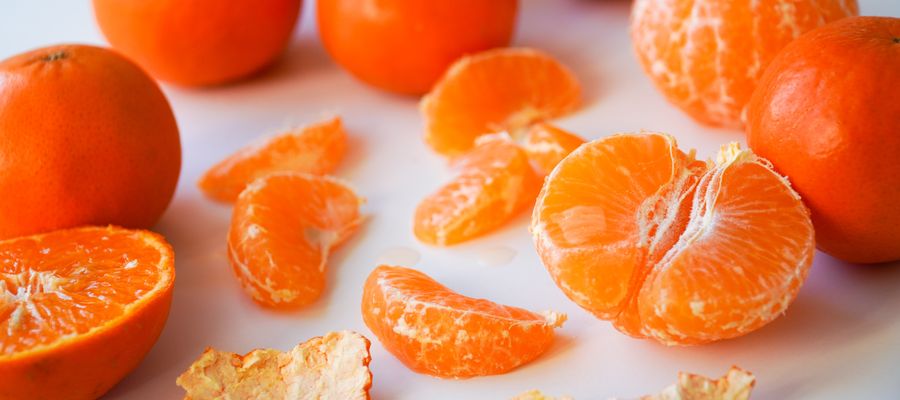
[176, 331, 372, 400]
[512, 390, 573, 400]
[641, 366, 756, 400]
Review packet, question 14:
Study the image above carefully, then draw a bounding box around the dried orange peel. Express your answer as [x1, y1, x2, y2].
[641, 366, 756, 400]
[177, 331, 372, 400]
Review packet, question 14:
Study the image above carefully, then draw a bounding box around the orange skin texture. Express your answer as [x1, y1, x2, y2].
[361, 265, 565, 378]
[631, 0, 858, 128]
[93, 0, 301, 86]
[0, 45, 181, 240]
[747, 16, 900, 263]
[0, 226, 175, 400]
[318, 0, 518, 94]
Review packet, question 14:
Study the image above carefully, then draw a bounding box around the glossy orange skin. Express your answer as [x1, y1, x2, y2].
[318, 0, 518, 94]
[0, 45, 181, 240]
[93, 0, 301, 86]
[747, 16, 900, 263]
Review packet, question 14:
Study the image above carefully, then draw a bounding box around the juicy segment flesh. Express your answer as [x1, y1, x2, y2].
[198, 116, 347, 203]
[177, 331, 372, 400]
[414, 135, 540, 246]
[532, 133, 814, 345]
[361, 265, 565, 378]
[0, 226, 173, 355]
[521, 123, 586, 176]
[228, 173, 363, 308]
[421, 47, 581, 157]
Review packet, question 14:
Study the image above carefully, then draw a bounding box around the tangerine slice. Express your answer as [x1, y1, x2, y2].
[414, 134, 540, 246]
[0, 226, 174, 399]
[532, 133, 814, 345]
[361, 265, 566, 378]
[228, 173, 363, 308]
[177, 331, 372, 399]
[521, 123, 586, 176]
[198, 116, 347, 203]
[421, 47, 581, 157]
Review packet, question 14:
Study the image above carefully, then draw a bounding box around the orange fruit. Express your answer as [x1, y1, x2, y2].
[0, 226, 175, 399]
[631, 0, 858, 128]
[421, 47, 581, 157]
[522, 123, 585, 176]
[228, 173, 363, 308]
[361, 265, 565, 378]
[0, 44, 181, 240]
[318, 0, 518, 95]
[198, 116, 347, 203]
[177, 331, 372, 399]
[747, 16, 900, 264]
[93, 0, 301, 86]
[414, 134, 540, 245]
[532, 133, 814, 345]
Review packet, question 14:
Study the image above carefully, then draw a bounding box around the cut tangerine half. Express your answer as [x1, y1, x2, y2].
[228, 173, 363, 308]
[361, 265, 566, 378]
[421, 47, 581, 157]
[414, 134, 540, 246]
[532, 133, 814, 345]
[198, 116, 347, 203]
[0, 226, 174, 399]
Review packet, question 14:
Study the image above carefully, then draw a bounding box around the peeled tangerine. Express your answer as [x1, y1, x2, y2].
[361, 265, 565, 378]
[177, 331, 372, 399]
[532, 133, 815, 345]
[228, 173, 363, 308]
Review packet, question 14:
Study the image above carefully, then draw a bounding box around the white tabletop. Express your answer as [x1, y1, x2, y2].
[3, 1, 899, 399]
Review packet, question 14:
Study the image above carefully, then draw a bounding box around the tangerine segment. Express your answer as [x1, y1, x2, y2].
[414, 135, 540, 246]
[532, 134, 814, 345]
[0, 226, 174, 400]
[361, 265, 565, 378]
[198, 116, 347, 203]
[421, 48, 581, 157]
[228, 173, 363, 308]
[177, 331, 372, 399]
[521, 123, 586, 176]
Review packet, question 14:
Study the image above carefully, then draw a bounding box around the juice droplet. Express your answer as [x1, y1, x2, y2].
[476, 246, 517, 267]
[376, 246, 421, 266]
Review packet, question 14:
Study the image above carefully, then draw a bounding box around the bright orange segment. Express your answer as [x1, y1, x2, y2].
[0, 226, 174, 399]
[414, 134, 540, 246]
[228, 173, 363, 308]
[521, 123, 585, 176]
[361, 265, 565, 378]
[631, 0, 858, 128]
[198, 116, 347, 203]
[421, 48, 581, 157]
[532, 133, 814, 345]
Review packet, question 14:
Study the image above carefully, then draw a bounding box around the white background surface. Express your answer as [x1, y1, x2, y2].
[2, 1, 900, 399]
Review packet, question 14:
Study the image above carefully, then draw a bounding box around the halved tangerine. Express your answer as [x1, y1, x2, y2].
[414, 134, 540, 246]
[0, 226, 174, 399]
[198, 116, 347, 203]
[532, 133, 814, 345]
[228, 173, 363, 308]
[361, 265, 565, 378]
[421, 47, 581, 157]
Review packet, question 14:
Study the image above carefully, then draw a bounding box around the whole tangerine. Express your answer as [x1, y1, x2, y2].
[0, 44, 181, 239]
[93, 0, 301, 86]
[318, 0, 519, 94]
[747, 16, 900, 264]
[631, 0, 857, 128]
